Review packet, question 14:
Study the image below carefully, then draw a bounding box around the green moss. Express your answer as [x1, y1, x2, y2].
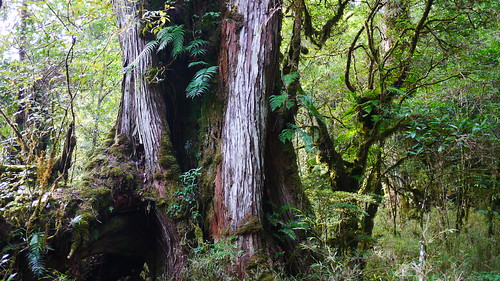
[67, 210, 94, 259]
[84, 154, 107, 171]
[158, 133, 180, 182]
[108, 166, 124, 178]
[233, 215, 263, 236]
[194, 223, 204, 246]
[154, 172, 164, 180]
[103, 126, 116, 147]
[81, 187, 112, 214]
[245, 250, 269, 271]
[258, 272, 277, 281]
[115, 133, 128, 146]
[159, 155, 178, 171]
[156, 198, 167, 206]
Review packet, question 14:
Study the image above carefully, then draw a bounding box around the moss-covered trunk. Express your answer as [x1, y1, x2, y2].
[63, 0, 312, 278]
[112, 0, 186, 277]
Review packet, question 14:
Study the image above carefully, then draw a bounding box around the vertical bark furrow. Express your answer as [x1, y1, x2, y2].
[219, 0, 281, 261]
[113, 0, 186, 278]
[114, 0, 166, 172]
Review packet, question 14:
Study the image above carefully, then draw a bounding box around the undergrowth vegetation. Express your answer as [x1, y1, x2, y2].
[0, 0, 498, 279]
[179, 205, 499, 281]
[366, 206, 500, 280]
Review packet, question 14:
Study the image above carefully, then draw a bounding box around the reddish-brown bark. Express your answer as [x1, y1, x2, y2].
[109, 0, 310, 277]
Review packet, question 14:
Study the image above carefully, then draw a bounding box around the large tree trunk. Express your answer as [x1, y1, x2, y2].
[113, 0, 186, 277]
[114, 0, 166, 172]
[216, 0, 282, 267]
[89, 0, 311, 278]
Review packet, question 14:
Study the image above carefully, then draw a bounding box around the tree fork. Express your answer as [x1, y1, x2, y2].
[113, 0, 187, 277]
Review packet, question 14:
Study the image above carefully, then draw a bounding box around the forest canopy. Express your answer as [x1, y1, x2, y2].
[0, 0, 498, 280]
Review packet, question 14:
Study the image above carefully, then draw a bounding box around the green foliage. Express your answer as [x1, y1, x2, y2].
[266, 204, 310, 242]
[283, 72, 300, 88]
[141, 4, 174, 35]
[186, 39, 209, 58]
[1, 254, 17, 281]
[278, 123, 315, 152]
[270, 93, 293, 111]
[0, 0, 121, 174]
[167, 167, 202, 219]
[365, 208, 500, 280]
[278, 124, 297, 143]
[26, 231, 46, 277]
[156, 24, 186, 58]
[127, 19, 218, 99]
[297, 93, 325, 124]
[181, 238, 242, 280]
[0, 0, 497, 279]
[127, 24, 186, 72]
[186, 66, 219, 99]
[305, 187, 381, 246]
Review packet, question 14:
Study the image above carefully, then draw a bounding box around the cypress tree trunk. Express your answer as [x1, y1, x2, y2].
[216, 0, 282, 267]
[113, 0, 186, 277]
[105, 0, 310, 278]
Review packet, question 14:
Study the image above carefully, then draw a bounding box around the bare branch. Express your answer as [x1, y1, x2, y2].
[0, 108, 28, 155]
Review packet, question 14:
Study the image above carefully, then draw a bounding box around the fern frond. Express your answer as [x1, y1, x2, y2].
[27, 231, 46, 277]
[188, 39, 208, 49]
[298, 94, 325, 124]
[295, 125, 315, 152]
[278, 123, 315, 151]
[279, 228, 297, 240]
[156, 25, 174, 50]
[283, 72, 300, 87]
[189, 48, 208, 58]
[187, 39, 208, 58]
[125, 40, 159, 72]
[188, 61, 209, 68]
[186, 66, 218, 98]
[269, 93, 289, 111]
[170, 26, 185, 59]
[157, 25, 185, 59]
[279, 127, 296, 143]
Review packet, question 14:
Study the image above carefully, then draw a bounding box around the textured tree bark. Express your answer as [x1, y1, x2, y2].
[217, 0, 282, 267]
[113, 0, 186, 277]
[110, 0, 310, 277]
[114, 0, 166, 172]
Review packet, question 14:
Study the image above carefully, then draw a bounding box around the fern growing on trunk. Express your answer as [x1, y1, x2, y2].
[186, 66, 218, 98]
[126, 23, 218, 99]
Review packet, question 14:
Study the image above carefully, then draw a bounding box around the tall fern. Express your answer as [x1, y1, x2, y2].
[27, 231, 46, 277]
[186, 39, 208, 58]
[156, 24, 185, 58]
[270, 93, 293, 111]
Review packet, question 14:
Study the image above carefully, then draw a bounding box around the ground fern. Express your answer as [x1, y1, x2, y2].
[27, 231, 46, 277]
